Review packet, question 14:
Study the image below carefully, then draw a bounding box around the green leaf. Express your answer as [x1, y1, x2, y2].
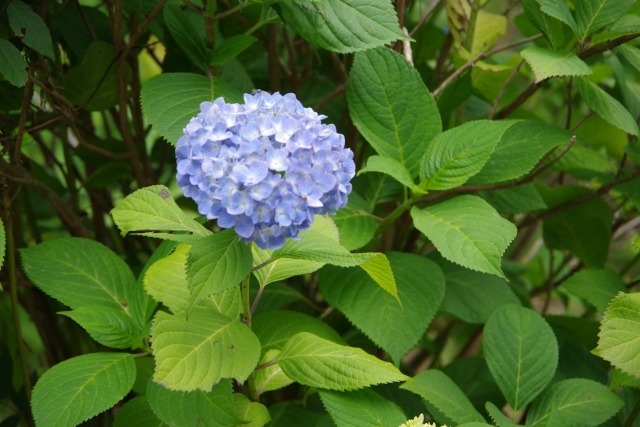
[276, 332, 408, 390]
[7, 0, 54, 58]
[411, 195, 517, 278]
[521, 47, 592, 83]
[521, 0, 573, 50]
[617, 44, 640, 73]
[0, 39, 27, 87]
[575, 76, 639, 136]
[61, 306, 140, 349]
[144, 243, 191, 315]
[438, 259, 521, 324]
[400, 370, 486, 425]
[146, 379, 246, 426]
[20, 237, 148, 328]
[111, 185, 212, 243]
[526, 378, 624, 427]
[593, 292, 640, 377]
[164, 5, 208, 68]
[141, 73, 241, 145]
[562, 268, 626, 312]
[319, 389, 407, 427]
[347, 47, 441, 177]
[463, 120, 571, 185]
[150, 307, 260, 391]
[483, 305, 558, 410]
[249, 349, 294, 397]
[576, 0, 635, 38]
[277, 0, 408, 53]
[64, 41, 121, 110]
[333, 193, 378, 251]
[533, 0, 578, 30]
[539, 185, 612, 267]
[252, 310, 345, 353]
[359, 156, 424, 194]
[419, 120, 515, 190]
[211, 35, 257, 65]
[32, 353, 136, 427]
[112, 397, 164, 427]
[480, 184, 548, 214]
[320, 253, 445, 364]
[187, 229, 253, 310]
[273, 218, 398, 299]
[485, 402, 518, 427]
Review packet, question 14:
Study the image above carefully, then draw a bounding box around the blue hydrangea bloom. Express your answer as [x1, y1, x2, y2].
[176, 91, 355, 249]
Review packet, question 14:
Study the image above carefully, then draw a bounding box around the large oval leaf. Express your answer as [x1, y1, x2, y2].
[32, 353, 136, 427]
[319, 389, 407, 427]
[150, 307, 260, 391]
[483, 305, 558, 410]
[347, 47, 441, 177]
[411, 195, 517, 278]
[277, 0, 407, 53]
[276, 332, 408, 390]
[320, 252, 445, 364]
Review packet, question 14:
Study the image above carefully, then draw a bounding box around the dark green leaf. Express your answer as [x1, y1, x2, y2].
[0, 39, 27, 87]
[7, 0, 54, 58]
[211, 35, 257, 65]
[562, 268, 626, 312]
[576, 0, 636, 38]
[347, 47, 441, 177]
[480, 184, 548, 214]
[277, 0, 408, 53]
[164, 5, 208, 69]
[113, 397, 164, 427]
[319, 389, 407, 427]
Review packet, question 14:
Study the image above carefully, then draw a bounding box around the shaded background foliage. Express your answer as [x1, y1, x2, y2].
[1, 0, 640, 426]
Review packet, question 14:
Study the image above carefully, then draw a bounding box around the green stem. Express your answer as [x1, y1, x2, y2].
[374, 193, 423, 237]
[241, 275, 252, 327]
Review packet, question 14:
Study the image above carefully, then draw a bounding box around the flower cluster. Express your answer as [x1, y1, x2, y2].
[176, 91, 355, 249]
[398, 414, 448, 427]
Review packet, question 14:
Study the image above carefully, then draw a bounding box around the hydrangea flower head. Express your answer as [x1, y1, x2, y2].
[176, 91, 355, 249]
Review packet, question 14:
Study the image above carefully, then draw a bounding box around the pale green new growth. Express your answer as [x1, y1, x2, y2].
[521, 47, 592, 83]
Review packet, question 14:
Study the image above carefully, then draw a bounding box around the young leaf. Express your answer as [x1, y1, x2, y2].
[273, 219, 398, 300]
[277, 0, 408, 53]
[111, 185, 212, 242]
[320, 253, 445, 364]
[163, 5, 208, 68]
[60, 306, 141, 349]
[359, 156, 425, 195]
[533, 0, 578, 31]
[252, 311, 345, 353]
[112, 396, 163, 427]
[562, 268, 626, 312]
[150, 307, 260, 391]
[146, 379, 246, 426]
[419, 120, 515, 190]
[32, 353, 136, 427]
[319, 389, 407, 427]
[249, 349, 294, 397]
[526, 378, 623, 426]
[438, 259, 521, 324]
[593, 292, 640, 377]
[400, 370, 486, 425]
[576, 0, 636, 38]
[347, 46, 441, 177]
[483, 305, 558, 410]
[7, 0, 54, 58]
[520, 47, 592, 83]
[141, 73, 241, 145]
[211, 35, 257, 65]
[276, 332, 408, 390]
[21, 237, 147, 328]
[144, 243, 191, 315]
[187, 229, 253, 310]
[575, 76, 639, 136]
[0, 39, 27, 87]
[411, 195, 517, 278]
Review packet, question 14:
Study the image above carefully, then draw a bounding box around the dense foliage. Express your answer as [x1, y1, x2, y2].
[1, 0, 640, 426]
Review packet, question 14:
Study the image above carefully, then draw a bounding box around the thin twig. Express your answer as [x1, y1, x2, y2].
[409, 0, 444, 37]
